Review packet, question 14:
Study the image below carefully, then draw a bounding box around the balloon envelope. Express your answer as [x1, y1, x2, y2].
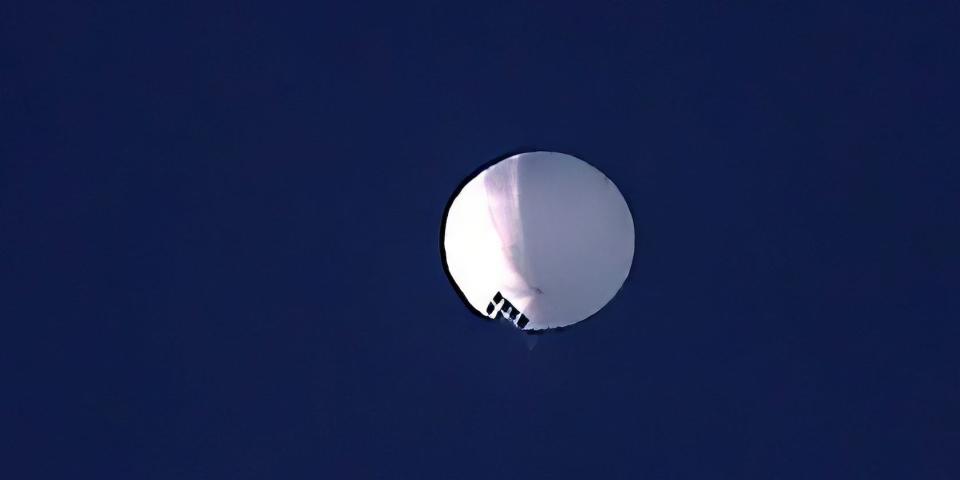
[442, 151, 635, 331]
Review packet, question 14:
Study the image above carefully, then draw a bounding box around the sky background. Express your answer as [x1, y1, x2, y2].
[3, 1, 958, 478]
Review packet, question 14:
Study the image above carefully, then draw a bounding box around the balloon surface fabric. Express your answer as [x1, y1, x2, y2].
[442, 151, 635, 331]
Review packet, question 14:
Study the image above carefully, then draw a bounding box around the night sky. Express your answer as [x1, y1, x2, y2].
[3, 1, 959, 478]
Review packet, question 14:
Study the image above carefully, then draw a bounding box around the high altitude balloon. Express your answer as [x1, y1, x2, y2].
[442, 151, 635, 332]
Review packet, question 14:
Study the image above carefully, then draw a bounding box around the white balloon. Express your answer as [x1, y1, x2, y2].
[442, 151, 635, 331]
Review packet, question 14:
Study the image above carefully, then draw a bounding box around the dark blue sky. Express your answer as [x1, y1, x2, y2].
[3, 1, 958, 478]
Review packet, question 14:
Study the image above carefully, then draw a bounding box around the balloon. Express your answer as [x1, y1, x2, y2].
[442, 152, 635, 331]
